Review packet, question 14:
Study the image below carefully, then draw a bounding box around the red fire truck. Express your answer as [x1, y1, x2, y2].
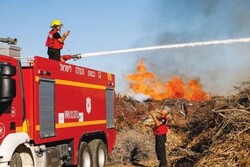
[0, 40, 116, 167]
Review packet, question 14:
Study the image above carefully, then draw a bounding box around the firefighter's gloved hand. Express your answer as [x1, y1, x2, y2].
[163, 105, 172, 115]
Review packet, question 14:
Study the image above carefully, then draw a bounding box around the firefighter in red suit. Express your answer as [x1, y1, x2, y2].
[45, 19, 70, 62]
[150, 105, 172, 167]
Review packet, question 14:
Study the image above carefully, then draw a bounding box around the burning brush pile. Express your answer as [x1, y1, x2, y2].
[106, 60, 250, 167]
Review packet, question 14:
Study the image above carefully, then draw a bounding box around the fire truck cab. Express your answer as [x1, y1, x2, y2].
[0, 45, 116, 167]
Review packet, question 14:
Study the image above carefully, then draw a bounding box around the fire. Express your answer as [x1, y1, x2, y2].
[127, 59, 209, 101]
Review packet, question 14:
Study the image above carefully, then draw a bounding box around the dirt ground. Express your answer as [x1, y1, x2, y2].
[106, 81, 250, 167]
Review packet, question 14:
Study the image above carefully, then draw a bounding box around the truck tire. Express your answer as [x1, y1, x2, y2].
[88, 139, 107, 167]
[9, 153, 22, 167]
[78, 142, 92, 167]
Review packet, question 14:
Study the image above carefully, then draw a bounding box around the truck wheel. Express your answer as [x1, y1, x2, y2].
[89, 139, 107, 167]
[78, 142, 92, 167]
[9, 153, 22, 167]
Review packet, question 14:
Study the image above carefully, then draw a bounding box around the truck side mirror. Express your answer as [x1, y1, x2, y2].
[0, 63, 16, 103]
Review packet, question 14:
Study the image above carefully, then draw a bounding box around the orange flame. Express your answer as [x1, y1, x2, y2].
[127, 59, 209, 101]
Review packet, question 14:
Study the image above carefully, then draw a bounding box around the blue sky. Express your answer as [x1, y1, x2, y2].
[1, 0, 250, 95]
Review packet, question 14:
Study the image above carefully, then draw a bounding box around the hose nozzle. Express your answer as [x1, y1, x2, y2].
[71, 54, 81, 61]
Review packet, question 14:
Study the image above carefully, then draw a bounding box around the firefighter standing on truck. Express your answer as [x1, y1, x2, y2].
[45, 19, 70, 62]
[150, 105, 172, 167]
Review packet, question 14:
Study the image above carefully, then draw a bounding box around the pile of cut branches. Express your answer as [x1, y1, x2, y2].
[107, 81, 250, 167]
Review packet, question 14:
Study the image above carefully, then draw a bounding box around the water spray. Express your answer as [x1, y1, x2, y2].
[76, 37, 250, 58]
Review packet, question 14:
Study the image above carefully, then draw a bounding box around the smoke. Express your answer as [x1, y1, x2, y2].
[137, 0, 250, 95]
[151, 0, 250, 43]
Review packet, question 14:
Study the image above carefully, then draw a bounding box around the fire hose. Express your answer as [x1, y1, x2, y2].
[60, 54, 81, 61]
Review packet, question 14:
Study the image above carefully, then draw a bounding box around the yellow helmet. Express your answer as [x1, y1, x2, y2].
[50, 19, 63, 27]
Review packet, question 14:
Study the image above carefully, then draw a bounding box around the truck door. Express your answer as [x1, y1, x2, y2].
[39, 78, 55, 138]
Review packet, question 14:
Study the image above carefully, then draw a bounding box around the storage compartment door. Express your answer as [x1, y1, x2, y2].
[39, 78, 55, 138]
[106, 88, 115, 128]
